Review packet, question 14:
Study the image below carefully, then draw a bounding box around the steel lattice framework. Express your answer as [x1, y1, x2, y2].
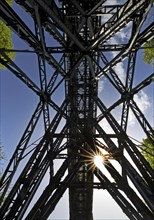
[0, 0, 154, 219]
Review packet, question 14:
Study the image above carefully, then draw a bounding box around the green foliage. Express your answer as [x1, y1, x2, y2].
[0, 145, 6, 201]
[0, 0, 15, 69]
[0, 145, 6, 176]
[141, 135, 154, 169]
[0, 145, 5, 161]
[143, 38, 154, 66]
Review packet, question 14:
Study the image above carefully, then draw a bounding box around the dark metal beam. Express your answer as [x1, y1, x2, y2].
[97, 73, 154, 122]
[120, 52, 137, 131]
[0, 100, 68, 219]
[95, 23, 154, 80]
[93, 122, 154, 213]
[0, 54, 41, 95]
[25, 159, 81, 220]
[1, 1, 154, 219]
[0, 101, 43, 205]
[130, 99, 154, 144]
[95, 97, 154, 183]
[94, 167, 153, 220]
[0, 0, 66, 76]
[89, 0, 152, 49]
[15, 0, 66, 46]
[34, 0, 85, 51]
[34, 5, 51, 131]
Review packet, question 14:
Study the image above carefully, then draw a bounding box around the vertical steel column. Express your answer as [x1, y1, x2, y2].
[63, 2, 99, 219]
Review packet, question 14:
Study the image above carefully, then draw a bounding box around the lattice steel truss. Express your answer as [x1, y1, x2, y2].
[0, 0, 154, 220]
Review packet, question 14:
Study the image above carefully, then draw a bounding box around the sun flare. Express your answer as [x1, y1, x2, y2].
[93, 155, 104, 169]
[80, 142, 111, 172]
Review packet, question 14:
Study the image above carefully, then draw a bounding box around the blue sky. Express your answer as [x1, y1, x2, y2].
[0, 0, 154, 219]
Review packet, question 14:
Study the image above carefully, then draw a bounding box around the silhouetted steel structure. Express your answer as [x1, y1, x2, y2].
[0, 0, 154, 219]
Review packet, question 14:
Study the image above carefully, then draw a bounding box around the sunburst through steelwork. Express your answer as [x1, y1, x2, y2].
[0, 0, 154, 220]
[80, 141, 113, 173]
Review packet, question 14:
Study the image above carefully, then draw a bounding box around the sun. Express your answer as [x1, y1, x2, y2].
[93, 155, 104, 169]
[80, 141, 111, 172]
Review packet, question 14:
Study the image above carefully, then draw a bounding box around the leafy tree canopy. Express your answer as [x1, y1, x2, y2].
[141, 135, 154, 169]
[0, 0, 15, 69]
[143, 38, 154, 66]
[0, 145, 5, 161]
[0, 145, 6, 176]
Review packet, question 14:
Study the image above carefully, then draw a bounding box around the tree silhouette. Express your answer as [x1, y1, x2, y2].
[143, 38, 154, 66]
[0, 0, 15, 69]
[142, 134, 154, 169]
[0, 145, 6, 177]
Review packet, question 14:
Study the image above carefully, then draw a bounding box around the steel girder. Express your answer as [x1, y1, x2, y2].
[0, 100, 69, 219]
[0, 0, 154, 220]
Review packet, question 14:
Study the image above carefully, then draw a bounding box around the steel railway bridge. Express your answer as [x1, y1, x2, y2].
[0, 0, 154, 219]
